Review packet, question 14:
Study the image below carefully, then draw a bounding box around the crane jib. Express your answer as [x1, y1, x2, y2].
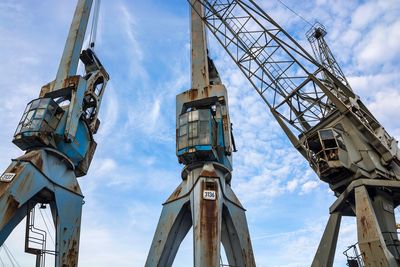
[189, 0, 400, 265]
[189, 0, 396, 161]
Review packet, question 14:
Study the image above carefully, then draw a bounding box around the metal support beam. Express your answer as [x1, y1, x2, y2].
[355, 186, 398, 267]
[145, 163, 255, 267]
[54, 0, 93, 90]
[190, 174, 223, 266]
[190, 0, 209, 91]
[146, 2, 256, 266]
[311, 212, 342, 267]
[221, 200, 255, 267]
[145, 194, 191, 266]
[0, 1, 107, 266]
[0, 150, 83, 267]
[52, 187, 83, 266]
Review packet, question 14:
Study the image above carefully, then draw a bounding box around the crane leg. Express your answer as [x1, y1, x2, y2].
[52, 188, 83, 267]
[0, 150, 83, 266]
[311, 212, 341, 267]
[355, 186, 398, 267]
[146, 163, 256, 267]
[0, 158, 54, 244]
[191, 177, 223, 267]
[145, 185, 191, 267]
[221, 200, 256, 267]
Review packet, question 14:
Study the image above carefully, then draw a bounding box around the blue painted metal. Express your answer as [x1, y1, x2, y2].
[146, 1, 254, 266]
[0, 0, 108, 266]
[176, 84, 234, 171]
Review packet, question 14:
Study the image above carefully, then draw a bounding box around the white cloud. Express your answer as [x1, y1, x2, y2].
[0, 1, 399, 266]
[351, 1, 381, 30]
[357, 21, 400, 68]
[300, 180, 320, 194]
[286, 179, 298, 192]
[119, 4, 145, 62]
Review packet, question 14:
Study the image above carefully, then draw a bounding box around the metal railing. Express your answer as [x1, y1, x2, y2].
[343, 243, 364, 267]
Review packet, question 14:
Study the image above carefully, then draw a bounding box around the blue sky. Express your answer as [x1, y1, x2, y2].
[0, 0, 399, 266]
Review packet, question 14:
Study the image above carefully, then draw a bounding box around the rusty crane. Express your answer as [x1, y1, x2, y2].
[145, 1, 256, 266]
[147, 0, 400, 266]
[187, 0, 400, 266]
[0, 0, 108, 266]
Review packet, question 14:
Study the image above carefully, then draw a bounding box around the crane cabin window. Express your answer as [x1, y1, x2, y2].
[319, 129, 337, 149]
[13, 98, 63, 150]
[177, 109, 213, 151]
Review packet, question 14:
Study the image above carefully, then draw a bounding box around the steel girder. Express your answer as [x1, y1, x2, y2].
[145, 163, 255, 267]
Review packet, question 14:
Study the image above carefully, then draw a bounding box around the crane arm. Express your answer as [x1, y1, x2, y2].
[189, 0, 397, 164]
[55, 0, 93, 90]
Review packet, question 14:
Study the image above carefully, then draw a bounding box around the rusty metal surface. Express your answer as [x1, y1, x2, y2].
[53, 187, 83, 267]
[222, 200, 256, 267]
[199, 167, 218, 178]
[355, 186, 398, 267]
[145, 196, 191, 267]
[191, 0, 209, 92]
[54, 0, 93, 90]
[147, 163, 255, 267]
[194, 178, 221, 266]
[0, 148, 84, 267]
[65, 240, 78, 266]
[311, 212, 342, 267]
[148, 1, 255, 265]
[75, 140, 97, 177]
[0, 1, 109, 266]
[1, 196, 19, 229]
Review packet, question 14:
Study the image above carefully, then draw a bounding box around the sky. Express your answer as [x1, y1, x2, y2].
[0, 0, 399, 266]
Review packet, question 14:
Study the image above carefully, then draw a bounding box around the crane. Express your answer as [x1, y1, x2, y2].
[184, 0, 400, 266]
[145, 1, 255, 266]
[0, 0, 109, 266]
[306, 22, 352, 91]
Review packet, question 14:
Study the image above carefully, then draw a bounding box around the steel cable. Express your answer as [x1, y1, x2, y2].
[276, 0, 313, 27]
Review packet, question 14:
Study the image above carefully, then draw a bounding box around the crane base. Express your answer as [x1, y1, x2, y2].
[145, 162, 256, 267]
[0, 149, 83, 267]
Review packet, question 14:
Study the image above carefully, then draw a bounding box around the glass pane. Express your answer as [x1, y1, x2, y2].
[20, 112, 28, 124]
[49, 117, 59, 129]
[21, 126, 29, 133]
[179, 125, 187, 137]
[39, 98, 50, 108]
[30, 119, 42, 130]
[199, 109, 210, 121]
[189, 110, 199, 122]
[48, 102, 56, 114]
[30, 99, 40, 110]
[35, 108, 46, 118]
[199, 121, 210, 144]
[189, 121, 198, 138]
[95, 83, 103, 95]
[319, 129, 334, 140]
[44, 111, 52, 123]
[323, 139, 338, 149]
[179, 113, 188, 126]
[15, 123, 22, 135]
[21, 120, 33, 131]
[23, 103, 30, 114]
[307, 135, 323, 153]
[178, 136, 187, 150]
[336, 135, 347, 150]
[25, 110, 35, 123]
